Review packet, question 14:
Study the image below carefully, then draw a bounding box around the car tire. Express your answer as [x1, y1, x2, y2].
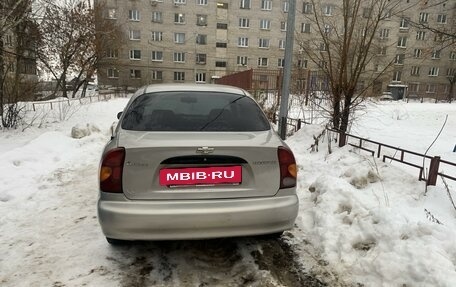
[106, 237, 129, 245]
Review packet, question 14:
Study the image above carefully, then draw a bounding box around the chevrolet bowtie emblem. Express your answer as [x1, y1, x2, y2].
[196, 147, 215, 154]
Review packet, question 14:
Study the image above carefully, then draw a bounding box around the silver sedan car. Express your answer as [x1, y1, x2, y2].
[98, 84, 298, 243]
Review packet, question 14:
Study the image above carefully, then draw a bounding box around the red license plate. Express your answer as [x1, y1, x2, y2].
[159, 166, 242, 186]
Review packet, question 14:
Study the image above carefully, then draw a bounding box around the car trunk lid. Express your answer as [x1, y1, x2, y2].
[118, 130, 282, 200]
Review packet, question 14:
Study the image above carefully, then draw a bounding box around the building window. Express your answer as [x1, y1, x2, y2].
[301, 23, 311, 33]
[130, 69, 141, 79]
[129, 30, 141, 40]
[152, 11, 162, 23]
[106, 49, 118, 58]
[174, 0, 186, 4]
[303, 2, 313, 14]
[8, 62, 15, 73]
[237, 56, 248, 66]
[217, 2, 228, 9]
[129, 10, 140, 21]
[195, 72, 206, 83]
[216, 42, 227, 48]
[215, 61, 227, 67]
[278, 58, 285, 67]
[260, 19, 271, 30]
[174, 32, 185, 43]
[196, 14, 207, 26]
[319, 42, 327, 51]
[197, 0, 208, 5]
[426, 84, 436, 93]
[411, 66, 420, 76]
[392, 70, 401, 82]
[394, 54, 405, 65]
[281, 21, 287, 31]
[324, 24, 331, 34]
[240, 0, 251, 9]
[434, 33, 444, 42]
[151, 70, 163, 80]
[196, 34, 207, 45]
[196, 53, 206, 64]
[151, 51, 163, 61]
[413, 48, 422, 58]
[282, 1, 289, 12]
[238, 37, 249, 47]
[437, 14, 447, 24]
[383, 9, 391, 19]
[173, 52, 185, 62]
[174, 13, 185, 24]
[428, 67, 439, 76]
[151, 31, 163, 41]
[107, 8, 117, 19]
[174, 71, 185, 81]
[447, 68, 455, 77]
[258, 57, 268, 66]
[5, 34, 13, 46]
[416, 31, 426, 40]
[129, 49, 141, 60]
[377, 46, 387, 55]
[431, 50, 441, 59]
[323, 5, 332, 16]
[239, 18, 250, 28]
[379, 28, 389, 39]
[261, 0, 272, 10]
[279, 39, 285, 49]
[107, 68, 119, 78]
[409, 83, 419, 93]
[399, 18, 409, 29]
[216, 23, 228, 29]
[397, 37, 407, 48]
[450, 52, 456, 60]
[319, 60, 327, 69]
[297, 59, 307, 68]
[259, 38, 270, 48]
[419, 12, 428, 23]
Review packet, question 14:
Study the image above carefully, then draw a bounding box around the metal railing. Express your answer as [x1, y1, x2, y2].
[329, 129, 456, 186]
[28, 93, 129, 112]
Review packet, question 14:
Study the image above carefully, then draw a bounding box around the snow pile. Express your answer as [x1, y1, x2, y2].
[288, 125, 456, 286]
[71, 123, 101, 139]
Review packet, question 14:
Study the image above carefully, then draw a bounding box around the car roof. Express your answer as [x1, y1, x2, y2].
[136, 84, 249, 97]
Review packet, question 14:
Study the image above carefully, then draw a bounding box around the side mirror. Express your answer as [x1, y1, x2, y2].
[117, 111, 123, 119]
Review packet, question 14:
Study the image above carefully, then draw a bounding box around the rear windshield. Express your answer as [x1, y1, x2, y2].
[121, 91, 270, 131]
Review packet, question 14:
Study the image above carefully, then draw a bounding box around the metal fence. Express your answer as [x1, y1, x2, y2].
[329, 129, 456, 186]
[27, 92, 129, 112]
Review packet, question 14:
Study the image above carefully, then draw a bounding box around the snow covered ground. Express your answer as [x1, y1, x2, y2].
[0, 96, 455, 286]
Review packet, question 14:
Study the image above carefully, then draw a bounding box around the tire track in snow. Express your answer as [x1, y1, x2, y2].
[1, 160, 351, 287]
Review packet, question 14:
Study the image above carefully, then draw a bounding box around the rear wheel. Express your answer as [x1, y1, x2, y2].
[106, 237, 129, 245]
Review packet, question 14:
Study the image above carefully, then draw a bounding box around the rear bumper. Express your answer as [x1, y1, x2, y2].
[97, 192, 298, 240]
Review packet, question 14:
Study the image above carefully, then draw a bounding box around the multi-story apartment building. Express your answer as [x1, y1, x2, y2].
[96, 0, 455, 100]
[0, 0, 38, 91]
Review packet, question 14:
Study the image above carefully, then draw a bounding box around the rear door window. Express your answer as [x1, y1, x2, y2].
[121, 91, 270, 131]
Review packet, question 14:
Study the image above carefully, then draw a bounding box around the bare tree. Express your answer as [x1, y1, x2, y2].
[297, 0, 412, 132]
[37, 0, 123, 99]
[0, 0, 39, 128]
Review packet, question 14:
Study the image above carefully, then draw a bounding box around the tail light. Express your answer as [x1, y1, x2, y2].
[100, 147, 125, 193]
[278, 146, 297, 189]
